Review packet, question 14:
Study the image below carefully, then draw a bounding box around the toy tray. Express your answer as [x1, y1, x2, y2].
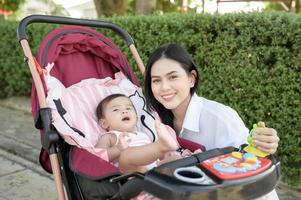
[143, 146, 280, 200]
[200, 152, 272, 180]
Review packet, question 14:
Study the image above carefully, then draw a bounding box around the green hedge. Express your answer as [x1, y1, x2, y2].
[0, 12, 300, 185]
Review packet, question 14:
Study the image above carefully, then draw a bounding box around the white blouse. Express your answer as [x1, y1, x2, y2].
[179, 93, 249, 150]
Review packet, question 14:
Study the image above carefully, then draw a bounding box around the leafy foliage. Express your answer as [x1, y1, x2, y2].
[0, 0, 25, 11]
[1, 12, 300, 185]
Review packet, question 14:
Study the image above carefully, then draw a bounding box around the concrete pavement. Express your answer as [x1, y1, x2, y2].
[0, 105, 40, 165]
[0, 97, 56, 200]
[0, 149, 56, 200]
[0, 96, 300, 200]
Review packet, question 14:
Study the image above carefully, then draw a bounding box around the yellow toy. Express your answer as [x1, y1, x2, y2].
[243, 122, 269, 157]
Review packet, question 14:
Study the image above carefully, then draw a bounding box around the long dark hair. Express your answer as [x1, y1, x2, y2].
[144, 43, 200, 127]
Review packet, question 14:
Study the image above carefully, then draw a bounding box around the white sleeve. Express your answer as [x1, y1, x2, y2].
[214, 106, 249, 149]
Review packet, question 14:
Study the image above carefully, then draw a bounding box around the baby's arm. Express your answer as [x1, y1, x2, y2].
[157, 153, 183, 165]
[119, 143, 162, 173]
[157, 148, 203, 165]
[96, 134, 125, 162]
[119, 121, 179, 173]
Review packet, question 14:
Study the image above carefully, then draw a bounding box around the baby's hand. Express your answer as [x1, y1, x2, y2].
[180, 148, 202, 157]
[193, 149, 203, 154]
[116, 133, 131, 151]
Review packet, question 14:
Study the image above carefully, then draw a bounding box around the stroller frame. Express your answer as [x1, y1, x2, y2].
[18, 15, 146, 200]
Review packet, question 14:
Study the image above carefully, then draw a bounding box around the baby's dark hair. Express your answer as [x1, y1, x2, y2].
[96, 93, 128, 120]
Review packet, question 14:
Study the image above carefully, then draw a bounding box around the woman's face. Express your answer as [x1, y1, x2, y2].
[150, 58, 195, 113]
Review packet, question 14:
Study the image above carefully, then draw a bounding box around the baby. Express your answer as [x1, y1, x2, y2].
[95, 93, 183, 173]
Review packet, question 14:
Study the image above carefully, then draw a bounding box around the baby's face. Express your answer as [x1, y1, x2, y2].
[100, 96, 137, 132]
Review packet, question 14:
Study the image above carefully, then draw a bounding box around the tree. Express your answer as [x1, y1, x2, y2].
[179, 0, 188, 13]
[93, 0, 127, 17]
[265, 0, 300, 13]
[0, 0, 24, 19]
[135, 0, 157, 15]
[156, 0, 179, 13]
[133, 0, 192, 15]
[0, 0, 25, 12]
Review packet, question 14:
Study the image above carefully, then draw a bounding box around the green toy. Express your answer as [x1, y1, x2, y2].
[243, 123, 269, 157]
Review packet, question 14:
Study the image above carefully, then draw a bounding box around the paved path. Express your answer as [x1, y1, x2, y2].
[0, 97, 300, 200]
[0, 98, 57, 200]
[0, 106, 40, 165]
[0, 149, 56, 200]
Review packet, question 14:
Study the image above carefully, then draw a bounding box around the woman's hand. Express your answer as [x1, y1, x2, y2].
[252, 122, 279, 154]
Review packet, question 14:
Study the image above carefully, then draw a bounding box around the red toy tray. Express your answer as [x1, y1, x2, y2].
[200, 152, 272, 180]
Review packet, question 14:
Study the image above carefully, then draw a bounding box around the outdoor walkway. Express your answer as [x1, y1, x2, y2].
[0, 149, 56, 200]
[0, 97, 56, 200]
[0, 97, 300, 200]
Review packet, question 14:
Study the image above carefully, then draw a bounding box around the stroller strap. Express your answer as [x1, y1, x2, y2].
[53, 99, 85, 138]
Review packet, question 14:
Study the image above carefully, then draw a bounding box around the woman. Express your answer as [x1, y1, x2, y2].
[144, 43, 279, 199]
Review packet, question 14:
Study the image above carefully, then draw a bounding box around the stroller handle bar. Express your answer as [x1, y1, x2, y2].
[18, 15, 134, 46]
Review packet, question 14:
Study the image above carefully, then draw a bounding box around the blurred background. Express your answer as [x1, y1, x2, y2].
[0, 0, 300, 20]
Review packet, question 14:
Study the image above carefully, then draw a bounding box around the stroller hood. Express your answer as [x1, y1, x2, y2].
[37, 25, 138, 87]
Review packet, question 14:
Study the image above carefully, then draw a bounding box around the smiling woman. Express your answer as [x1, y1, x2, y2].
[143, 43, 280, 199]
[144, 43, 279, 153]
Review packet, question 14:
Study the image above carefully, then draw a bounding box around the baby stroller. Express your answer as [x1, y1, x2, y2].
[18, 15, 280, 200]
